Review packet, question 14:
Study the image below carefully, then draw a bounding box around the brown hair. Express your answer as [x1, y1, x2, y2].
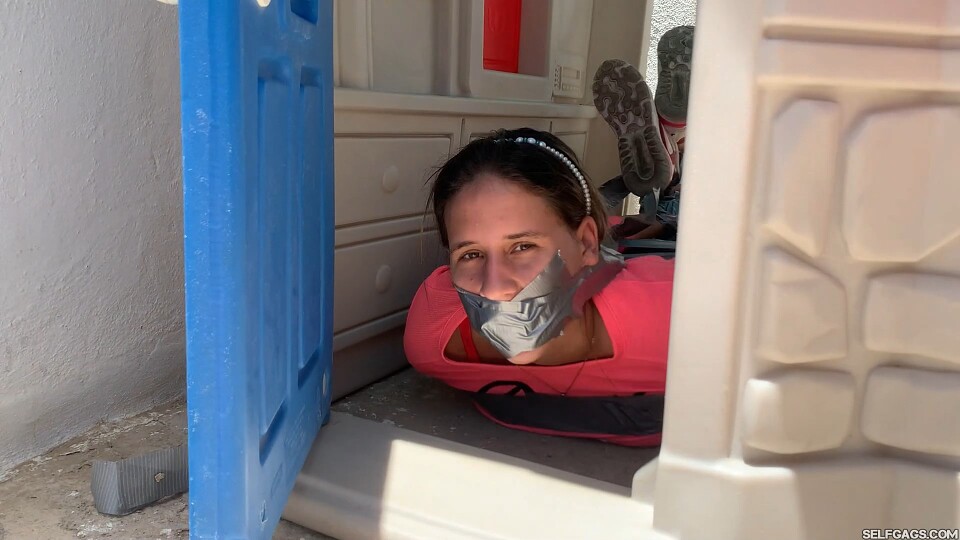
[429, 127, 607, 248]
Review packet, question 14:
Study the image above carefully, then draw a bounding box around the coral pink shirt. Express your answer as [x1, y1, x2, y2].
[403, 256, 676, 397]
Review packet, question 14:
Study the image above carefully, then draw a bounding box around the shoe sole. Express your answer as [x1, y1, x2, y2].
[655, 25, 694, 124]
[592, 59, 672, 195]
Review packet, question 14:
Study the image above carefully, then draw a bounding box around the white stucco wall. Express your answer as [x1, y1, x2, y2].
[0, 2, 184, 474]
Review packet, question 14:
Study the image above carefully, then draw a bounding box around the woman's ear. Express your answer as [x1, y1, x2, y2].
[576, 217, 600, 266]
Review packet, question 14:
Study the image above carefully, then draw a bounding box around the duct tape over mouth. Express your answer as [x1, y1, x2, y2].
[91, 444, 188, 516]
[456, 245, 625, 358]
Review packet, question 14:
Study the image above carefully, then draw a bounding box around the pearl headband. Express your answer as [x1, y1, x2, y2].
[509, 136, 592, 215]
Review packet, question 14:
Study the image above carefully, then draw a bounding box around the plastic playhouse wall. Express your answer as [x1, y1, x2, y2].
[652, 0, 960, 537]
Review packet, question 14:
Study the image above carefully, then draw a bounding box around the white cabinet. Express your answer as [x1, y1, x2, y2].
[334, 0, 594, 102]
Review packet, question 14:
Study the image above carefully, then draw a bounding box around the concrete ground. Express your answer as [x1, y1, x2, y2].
[0, 368, 658, 539]
[0, 401, 330, 540]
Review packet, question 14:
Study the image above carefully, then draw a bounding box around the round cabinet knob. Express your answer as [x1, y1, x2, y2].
[375, 265, 393, 293]
[381, 165, 400, 193]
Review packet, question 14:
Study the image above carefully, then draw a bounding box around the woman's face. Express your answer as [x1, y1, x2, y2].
[445, 174, 599, 300]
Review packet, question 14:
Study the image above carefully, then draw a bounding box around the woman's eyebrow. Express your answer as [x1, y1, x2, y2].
[504, 231, 546, 240]
[451, 240, 476, 251]
[452, 232, 545, 251]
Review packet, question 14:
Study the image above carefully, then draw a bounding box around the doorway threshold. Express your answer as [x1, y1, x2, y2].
[285, 369, 668, 540]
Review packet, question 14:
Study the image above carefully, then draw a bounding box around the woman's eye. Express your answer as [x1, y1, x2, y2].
[459, 251, 482, 262]
[512, 243, 536, 254]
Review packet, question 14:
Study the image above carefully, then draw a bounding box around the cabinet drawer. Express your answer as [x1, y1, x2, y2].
[334, 136, 452, 226]
[333, 232, 444, 333]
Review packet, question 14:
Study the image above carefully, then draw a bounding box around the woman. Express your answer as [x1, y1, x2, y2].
[403, 128, 675, 445]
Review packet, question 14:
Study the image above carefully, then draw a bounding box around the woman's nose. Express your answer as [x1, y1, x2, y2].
[479, 258, 519, 301]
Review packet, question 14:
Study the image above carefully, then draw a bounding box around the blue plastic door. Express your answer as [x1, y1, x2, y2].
[178, 1, 334, 538]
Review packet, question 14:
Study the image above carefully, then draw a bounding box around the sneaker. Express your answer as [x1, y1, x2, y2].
[655, 25, 695, 127]
[592, 59, 674, 198]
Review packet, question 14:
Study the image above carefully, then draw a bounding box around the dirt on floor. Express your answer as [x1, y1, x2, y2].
[0, 401, 330, 540]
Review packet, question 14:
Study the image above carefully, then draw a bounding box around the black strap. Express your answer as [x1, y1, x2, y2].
[618, 239, 676, 260]
[477, 380, 535, 396]
[473, 384, 664, 436]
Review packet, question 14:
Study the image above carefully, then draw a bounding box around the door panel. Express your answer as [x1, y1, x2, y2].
[179, 1, 334, 538]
